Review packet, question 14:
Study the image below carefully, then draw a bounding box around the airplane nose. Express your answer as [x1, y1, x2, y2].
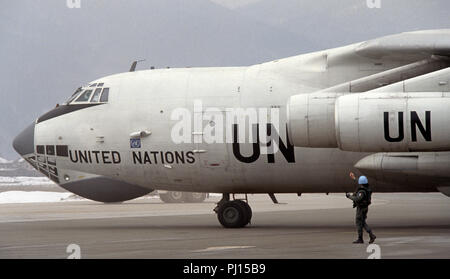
[12, 122, 35, 156]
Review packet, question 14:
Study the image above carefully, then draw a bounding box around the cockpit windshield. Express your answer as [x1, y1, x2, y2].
[64, 84, 110, 105]
[66, 87, 83, 103]
[74, 90, 93, 102]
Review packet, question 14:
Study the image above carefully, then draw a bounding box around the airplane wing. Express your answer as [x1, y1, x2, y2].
[286, 29, 450, 196]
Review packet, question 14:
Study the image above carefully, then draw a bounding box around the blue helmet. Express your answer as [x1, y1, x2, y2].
[358, 176, 368, 185]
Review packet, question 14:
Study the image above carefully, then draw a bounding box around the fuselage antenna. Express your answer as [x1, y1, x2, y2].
[129, 59, 146, 72]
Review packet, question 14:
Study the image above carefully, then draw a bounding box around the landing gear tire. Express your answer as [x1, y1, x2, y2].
[217, 200, 252, 228]
[159, 191, 185, 203]
[185, 192, 208, 203]
[235, 200, 252, 225]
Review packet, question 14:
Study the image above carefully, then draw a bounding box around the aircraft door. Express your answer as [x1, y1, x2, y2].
[192, 109, 233, 188]
[193, 110, 229, 167]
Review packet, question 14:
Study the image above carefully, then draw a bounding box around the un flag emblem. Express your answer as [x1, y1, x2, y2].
[130, 138, 141, 148]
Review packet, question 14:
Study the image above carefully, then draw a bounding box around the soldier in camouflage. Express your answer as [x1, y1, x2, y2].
[346, 172, 376, 244]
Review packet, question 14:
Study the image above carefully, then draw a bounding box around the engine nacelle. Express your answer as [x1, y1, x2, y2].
[287, 93, 342, 148]
[288, 92, 450, 152]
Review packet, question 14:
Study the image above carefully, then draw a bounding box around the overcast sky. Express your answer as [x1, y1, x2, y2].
[1, 0, 449, 159]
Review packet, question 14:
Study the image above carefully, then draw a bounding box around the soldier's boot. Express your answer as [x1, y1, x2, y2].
[353, 232, 364, 244]
[353, 228, 364, 244]
[369, 233, 376, 244]
[352, 237, 364, 244]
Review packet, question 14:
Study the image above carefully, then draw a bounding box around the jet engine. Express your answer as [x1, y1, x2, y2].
[287, 92, 450, 152]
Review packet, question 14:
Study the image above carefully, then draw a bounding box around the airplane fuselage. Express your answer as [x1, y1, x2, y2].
[14, 30, 450, 207]
[30, 43, 444, 195]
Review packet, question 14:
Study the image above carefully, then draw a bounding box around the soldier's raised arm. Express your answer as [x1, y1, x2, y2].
[346, 172, 358, 199]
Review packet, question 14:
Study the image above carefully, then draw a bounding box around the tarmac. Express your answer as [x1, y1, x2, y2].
[0, 193, 450, 258]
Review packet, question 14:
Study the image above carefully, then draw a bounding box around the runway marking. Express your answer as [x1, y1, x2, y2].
[0, 211, 216, 224]
[378, 236, 450, 245]
[104, 237, 182, 244]
[0, 243, 68, 250]
[0, 237, 184, 251]
[193, 246, 256, 253]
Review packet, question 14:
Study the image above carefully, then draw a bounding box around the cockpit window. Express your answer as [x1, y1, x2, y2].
[100, 88, 109, 102]
[65, 84, 109, 105]
[74, 90, 93, 102]
[66, 87, 83, 103]
[90, 88, 102, 103]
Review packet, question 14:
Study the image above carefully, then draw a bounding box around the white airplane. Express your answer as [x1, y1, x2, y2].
[13, 29, 450, 228]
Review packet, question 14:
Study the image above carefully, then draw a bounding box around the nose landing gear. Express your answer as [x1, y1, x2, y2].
[214, 194, 252, 228]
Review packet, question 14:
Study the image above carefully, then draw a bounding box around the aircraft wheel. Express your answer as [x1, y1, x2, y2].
[235, 200, 252, 225]
[159, 191, 185, 203]
[185, 192, 208, 203]
[217, 200, 251, 228]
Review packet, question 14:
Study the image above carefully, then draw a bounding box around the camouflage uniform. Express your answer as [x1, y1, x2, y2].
[347, 185, 376, 243]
